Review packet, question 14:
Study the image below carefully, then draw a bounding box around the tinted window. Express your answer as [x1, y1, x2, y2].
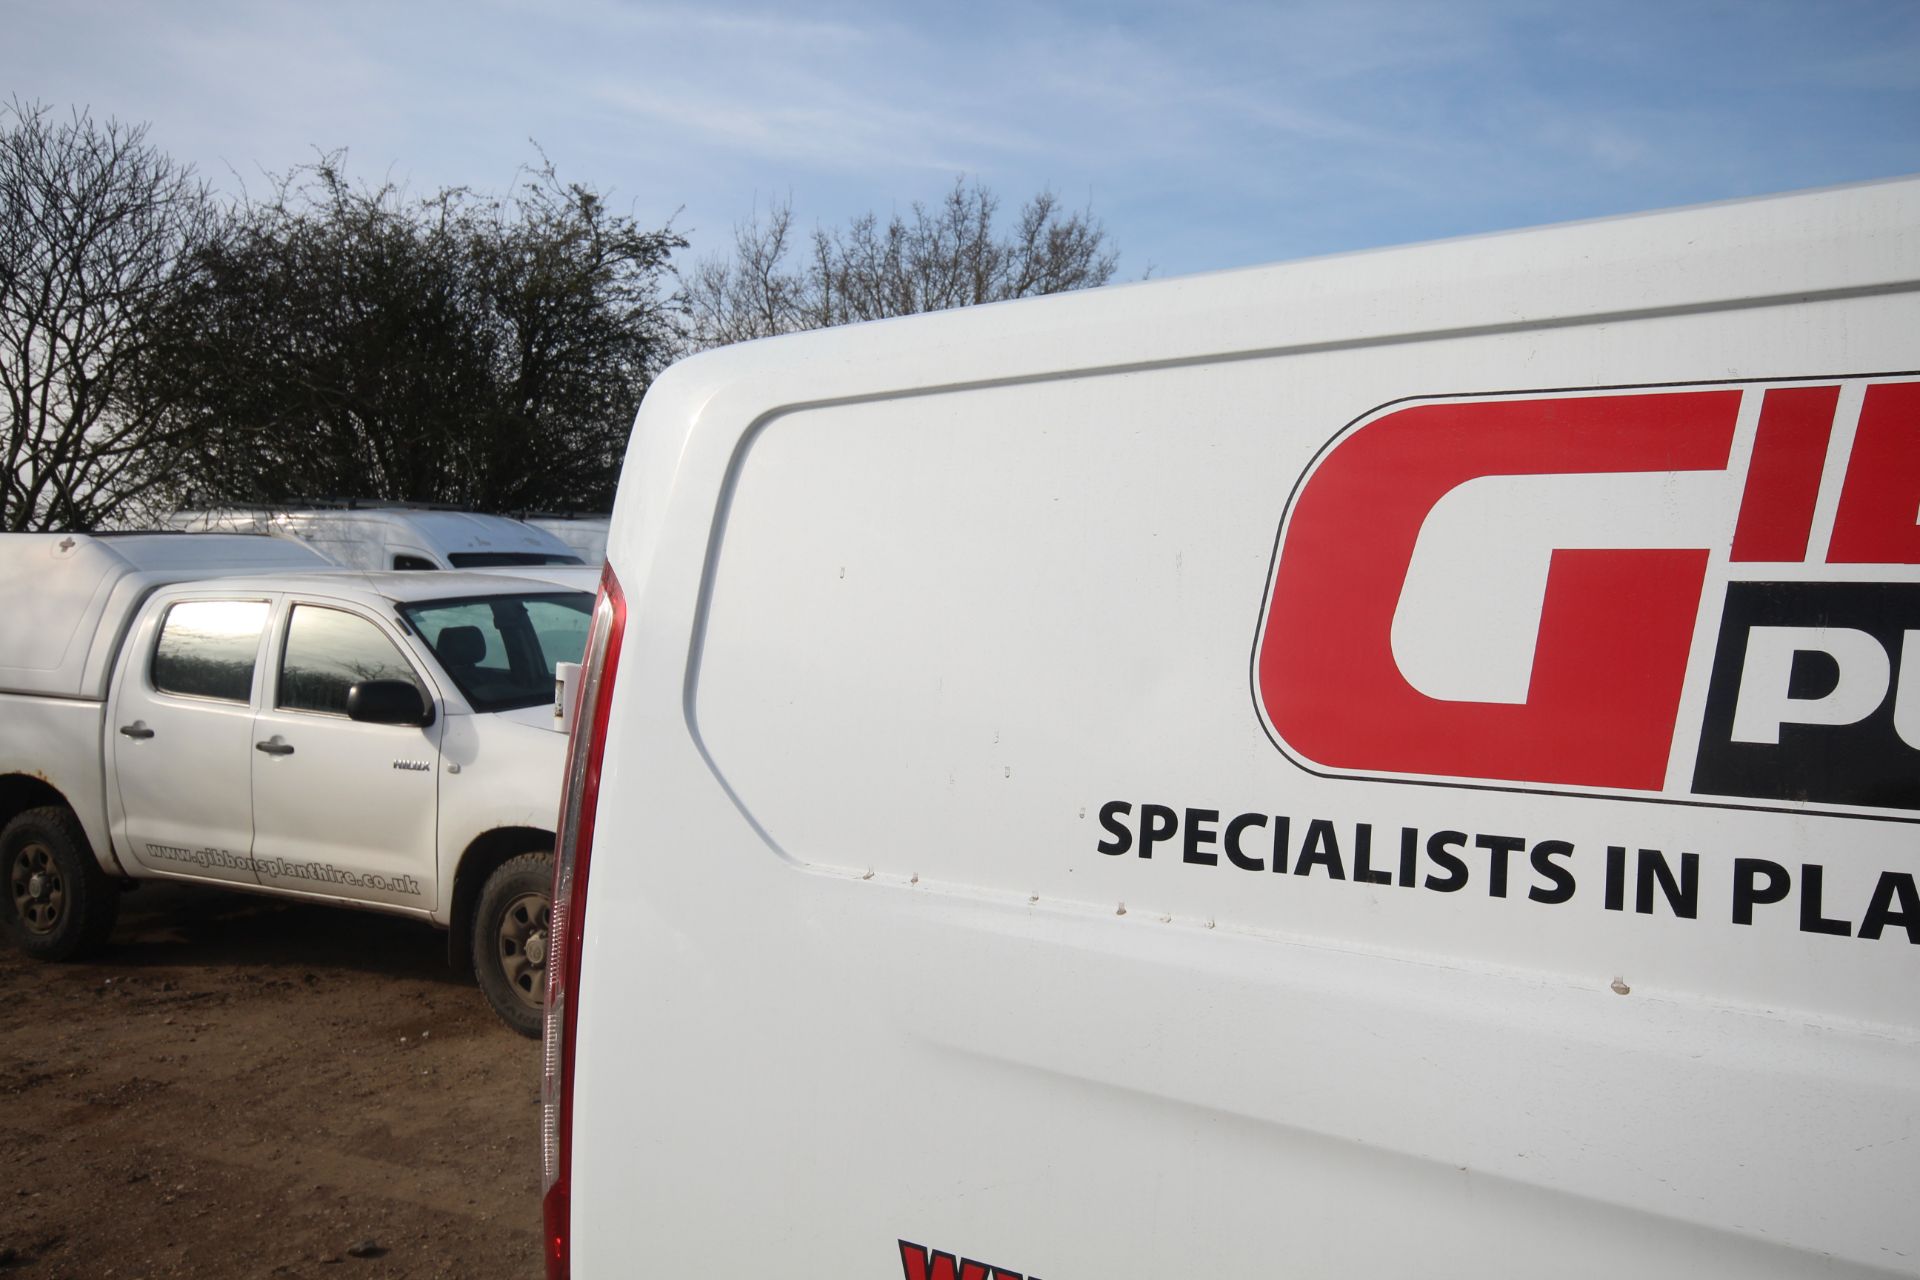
[278, 606, 423, 716]
[393, 554, 438, 571]
[446, 552, 585, 568]
[401, 591, 593, 711]
[151, 600, 269, 702]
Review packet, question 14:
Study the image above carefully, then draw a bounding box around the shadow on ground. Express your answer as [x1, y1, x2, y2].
[86, 880, 467, 986]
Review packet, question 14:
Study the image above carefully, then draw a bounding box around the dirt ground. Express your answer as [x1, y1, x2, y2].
[0, 882, 544, 1279]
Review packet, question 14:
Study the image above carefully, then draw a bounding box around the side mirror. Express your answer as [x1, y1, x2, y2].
[346, 680, 435, 727]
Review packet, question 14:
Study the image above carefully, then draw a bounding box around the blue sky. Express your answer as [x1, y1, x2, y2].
[7, 0, 1918, 279]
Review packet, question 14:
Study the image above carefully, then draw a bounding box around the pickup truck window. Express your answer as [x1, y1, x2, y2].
[401, 591, 593, 712]
[525, 600, 592, 678]
[150, 599, 270, 702]
[277, 605, 424, 716]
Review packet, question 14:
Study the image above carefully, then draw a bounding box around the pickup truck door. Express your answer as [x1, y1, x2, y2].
[246, 601, 442, 912]
[108, 595, 270, 886]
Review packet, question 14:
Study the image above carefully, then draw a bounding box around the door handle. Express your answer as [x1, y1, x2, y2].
[118, 722, 154, 740]
[254, 738, 295, 756]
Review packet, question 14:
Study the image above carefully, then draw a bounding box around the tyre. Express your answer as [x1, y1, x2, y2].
[2, 806, 119, 961]
[472, 851, 553, 1038]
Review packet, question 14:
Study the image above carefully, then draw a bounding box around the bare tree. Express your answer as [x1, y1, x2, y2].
[0, 101, 219, 531]
[681, 178, 1118, 351]
[682, 198, 808, 347]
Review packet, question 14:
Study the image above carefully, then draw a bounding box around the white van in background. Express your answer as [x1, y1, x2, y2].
[545, 178, 1920, 1277]
[522, 516, 610, 565]
[168, 507, 585, 572]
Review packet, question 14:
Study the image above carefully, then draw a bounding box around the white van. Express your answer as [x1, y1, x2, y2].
[543, 178, 1920, 1278]
[523, 516, 610, 565]
[169, 507, 585, 572]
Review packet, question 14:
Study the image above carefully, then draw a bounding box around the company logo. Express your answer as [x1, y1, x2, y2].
[1254, 375, 1920, 819]
[899, 1240, 1039, 1280]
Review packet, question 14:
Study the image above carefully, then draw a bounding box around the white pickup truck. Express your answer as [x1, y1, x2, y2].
[0, 532, 591, 1035]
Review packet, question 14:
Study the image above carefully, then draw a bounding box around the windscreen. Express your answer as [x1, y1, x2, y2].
[401, 591, 594, 711]
[446, 552, 586, 568]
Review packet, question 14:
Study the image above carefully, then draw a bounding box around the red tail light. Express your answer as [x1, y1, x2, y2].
[542, 565, 626, 1280]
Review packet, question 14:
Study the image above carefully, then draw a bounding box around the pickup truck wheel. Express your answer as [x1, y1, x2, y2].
[472, 852, 553, 1038]
[2, 806, 119, 961]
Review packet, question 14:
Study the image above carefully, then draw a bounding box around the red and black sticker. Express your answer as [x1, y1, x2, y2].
[1253, 374, 1920, 821]
[899, 1239, 1040, 1280]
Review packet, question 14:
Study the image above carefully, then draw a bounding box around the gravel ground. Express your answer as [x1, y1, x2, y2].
[0, 882, 543, 1279]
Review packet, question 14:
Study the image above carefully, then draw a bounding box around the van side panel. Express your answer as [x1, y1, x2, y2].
[571, 183, 1920, 1276]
